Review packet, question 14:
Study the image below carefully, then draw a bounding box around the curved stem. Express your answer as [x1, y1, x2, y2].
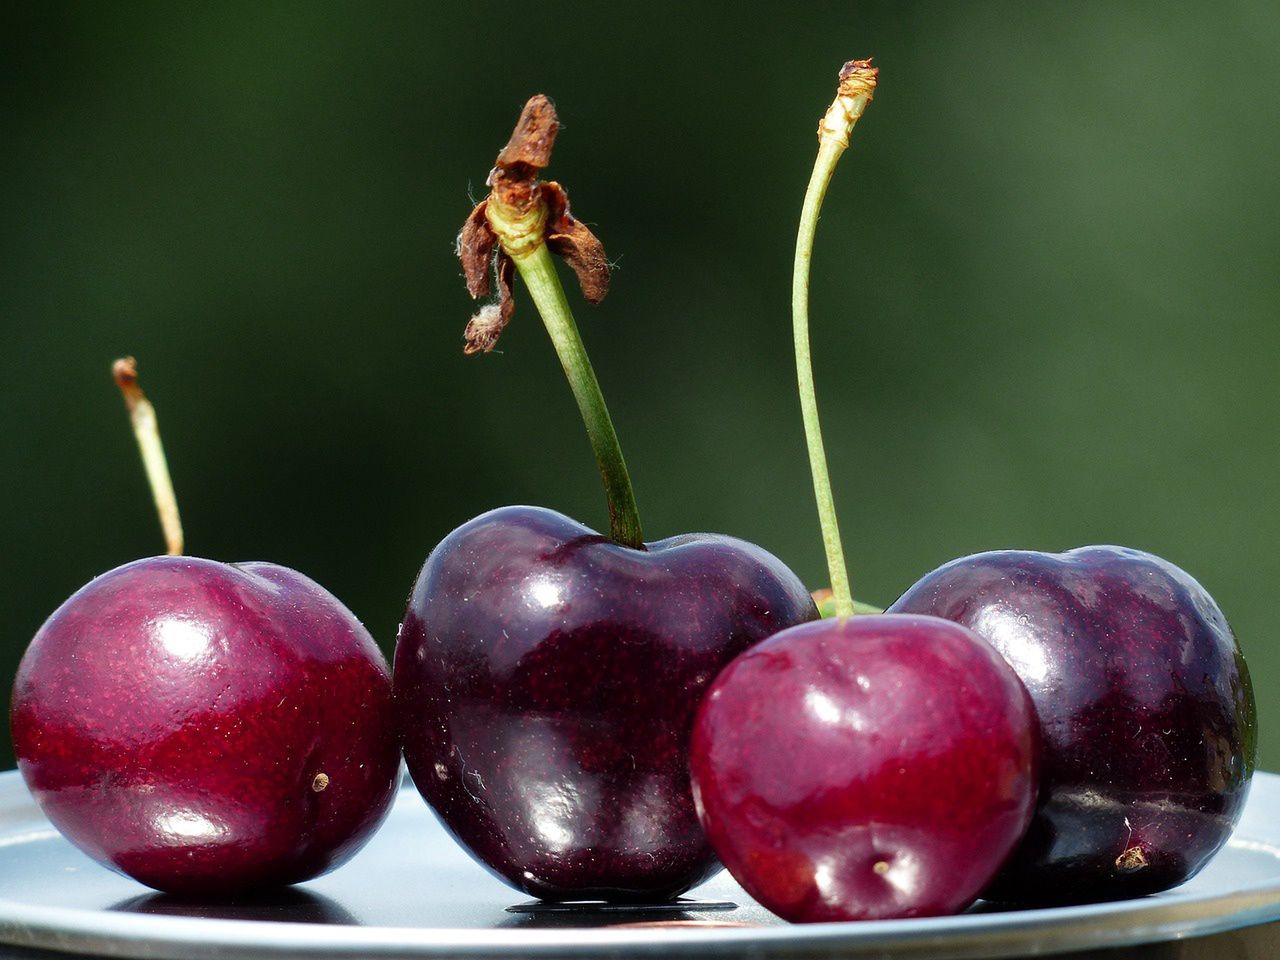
[113, 357, 184, 556]
[512, 243, 645, 549]
[792, 61, 878, 619]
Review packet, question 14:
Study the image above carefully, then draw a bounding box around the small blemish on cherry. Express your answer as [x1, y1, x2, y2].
[1116, 847, 1149, 872]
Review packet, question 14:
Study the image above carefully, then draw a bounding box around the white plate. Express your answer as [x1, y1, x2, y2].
[0, 769, 1278, 959]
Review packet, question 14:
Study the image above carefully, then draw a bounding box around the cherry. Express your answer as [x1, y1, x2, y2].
[689, 61, 1040, 922]
[690, 614, 1039, 921]
[9, 359, 399, 895]
[888, 546, 1257, 904]
[395, 505, 815, 900]
[393, 97, 816, 900]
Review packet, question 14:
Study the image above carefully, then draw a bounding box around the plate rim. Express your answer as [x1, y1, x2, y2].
[0, 769, 1277, 960]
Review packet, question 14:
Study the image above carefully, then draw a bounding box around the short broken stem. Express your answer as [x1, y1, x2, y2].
[112, 357, 184, 556]
[511, 244, 645, 549]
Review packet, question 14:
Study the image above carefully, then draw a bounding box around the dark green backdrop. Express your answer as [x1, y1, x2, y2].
[3, 3, 1277, 768]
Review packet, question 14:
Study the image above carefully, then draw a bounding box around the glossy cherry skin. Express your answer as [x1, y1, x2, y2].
[11, 556, 401, 896]
[889, 546, 1257, 904]
[393, 505, 817, 902]
[690, 614, 1039, 922]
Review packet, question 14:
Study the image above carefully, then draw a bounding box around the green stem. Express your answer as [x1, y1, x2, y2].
[511, 243, 645, 549]
[794, 142, 853, 617]
[812, 588, 885, 619]
[792, 62, 877, 619]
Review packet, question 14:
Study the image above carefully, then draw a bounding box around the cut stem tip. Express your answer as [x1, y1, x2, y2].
[113, 356, 184, 557]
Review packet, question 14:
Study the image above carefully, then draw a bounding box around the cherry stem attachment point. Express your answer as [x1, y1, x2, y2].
[112, 357, 184, 556]
[792, 59, 878, 619]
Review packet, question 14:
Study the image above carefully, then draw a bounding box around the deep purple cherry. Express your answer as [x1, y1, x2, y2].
[690, 614, 1039, 922]
[889, 546, 1256, 904]
[394, 505, 816, 901]
[12, 556, 400, 895]
[409, 100, 817, 900]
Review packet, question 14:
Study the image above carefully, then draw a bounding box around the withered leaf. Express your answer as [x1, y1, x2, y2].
[544, 181, 610, 304]
[457, 200, 496, 299]
[461, 253, 518, 355]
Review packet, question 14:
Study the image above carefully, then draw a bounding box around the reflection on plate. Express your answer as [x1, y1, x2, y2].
[110, 888, 359, 925]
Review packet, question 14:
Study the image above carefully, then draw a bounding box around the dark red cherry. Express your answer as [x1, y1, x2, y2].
[689, 614, 1039, 922]
[393, 504, 817, 901]
[888, 546, 1256, 904]
[11, 555, 400, 896]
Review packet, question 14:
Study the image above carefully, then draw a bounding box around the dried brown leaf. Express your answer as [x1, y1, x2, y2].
[461, 254, 518, 355]
[457, 200, 496, 299]
[544, 181, 610, 304]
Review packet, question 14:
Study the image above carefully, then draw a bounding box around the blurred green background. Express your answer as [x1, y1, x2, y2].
[3, 2, 1277, 769]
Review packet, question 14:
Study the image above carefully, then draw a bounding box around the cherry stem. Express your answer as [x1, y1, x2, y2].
[812, 589, 886, 620]
[112, 357, 184, 556]
[792, 60, 878, 619]
[510, 243, 645, 549]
